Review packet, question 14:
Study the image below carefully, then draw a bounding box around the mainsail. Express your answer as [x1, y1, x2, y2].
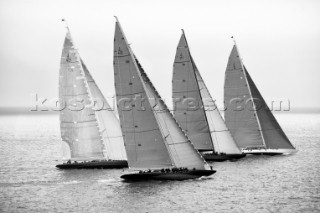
[59, 28, 126, 161]
[113, 19, 208, 170]
[224, 44, 295, 150]
[172, 32, 242, 154]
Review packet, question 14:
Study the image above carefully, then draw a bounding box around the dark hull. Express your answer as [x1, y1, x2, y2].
[202, 153, 246, 162]
[56, 160, 128, 169]
[121, 170, 216, 181]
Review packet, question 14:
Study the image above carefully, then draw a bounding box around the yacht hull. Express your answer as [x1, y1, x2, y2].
[202, 153, 246, 162]
[56, 160, 128, 169]
[242, 149, 297, 156]
[121, 170, 216, 181]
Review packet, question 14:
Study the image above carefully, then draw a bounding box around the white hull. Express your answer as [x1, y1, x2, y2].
[242, 148, 297, 155]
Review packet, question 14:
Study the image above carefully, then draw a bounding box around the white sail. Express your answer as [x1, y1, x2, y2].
[113, 19, 207, 170]
[173, 32, 241, 154]
[224, 44, 295, 150]
[59, 30, 105, 161]
[81, 61, 127, 160]
[59, 28, 126, 161]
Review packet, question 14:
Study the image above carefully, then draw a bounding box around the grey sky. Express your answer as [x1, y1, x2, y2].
[0, 0, 319, 109]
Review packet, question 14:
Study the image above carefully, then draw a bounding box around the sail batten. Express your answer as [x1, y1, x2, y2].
[224, 44, 295, 150]
[114, 21, 207, 170]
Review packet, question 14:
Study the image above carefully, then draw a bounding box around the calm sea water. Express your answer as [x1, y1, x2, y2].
[0, 113, 319, 212]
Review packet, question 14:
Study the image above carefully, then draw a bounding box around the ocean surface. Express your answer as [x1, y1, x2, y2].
[0, 113, 319, 212]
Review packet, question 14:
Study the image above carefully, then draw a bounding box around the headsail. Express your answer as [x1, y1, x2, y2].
[113, 19, 207, 170]
[224, 44, 295, 150]
[81, 61, 127, 160]
[245, 66, 295, 149]
[173, 32, 242, 154]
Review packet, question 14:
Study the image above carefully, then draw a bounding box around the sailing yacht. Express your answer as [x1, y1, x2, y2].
[224, 42, 297, 155]
[56, 24, 127, 169]
[113, 18, 215, 181]
[172, 31, 245, 162]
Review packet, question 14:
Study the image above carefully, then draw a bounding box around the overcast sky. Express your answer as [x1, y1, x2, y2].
[0, 0, 319, 110]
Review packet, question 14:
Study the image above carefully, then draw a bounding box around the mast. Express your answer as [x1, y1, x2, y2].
[232, 38, 267, 148]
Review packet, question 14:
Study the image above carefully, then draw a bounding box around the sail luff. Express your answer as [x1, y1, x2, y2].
[233, 43, 266, 148]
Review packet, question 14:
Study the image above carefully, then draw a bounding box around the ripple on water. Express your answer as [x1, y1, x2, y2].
[0, 114, 319, 212]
